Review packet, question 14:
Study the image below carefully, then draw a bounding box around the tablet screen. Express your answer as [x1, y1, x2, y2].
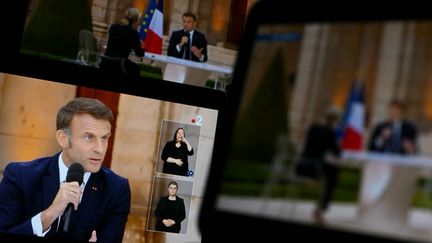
[215, 19, 432, 242]
[0, 72, 219, 242]
[15, 0, 240, 90]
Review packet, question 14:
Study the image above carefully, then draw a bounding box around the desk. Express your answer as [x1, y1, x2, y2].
[141, 52, 233, 88]
[341, 151, 432, 230]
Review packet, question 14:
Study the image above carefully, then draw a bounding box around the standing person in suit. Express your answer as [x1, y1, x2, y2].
[154, 181, 186, 233]
[167, 12, 208, 62]
[100, 7, 145, 76]
[0, 98, 131, 242]
[368, 99, 418, 154]
[161, 128, 194, 176]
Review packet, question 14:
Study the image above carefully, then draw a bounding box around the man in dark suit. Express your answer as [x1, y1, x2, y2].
[0, 98, 131, 242]
[167, 12, 208, 62]
[368, 99, 418, 154]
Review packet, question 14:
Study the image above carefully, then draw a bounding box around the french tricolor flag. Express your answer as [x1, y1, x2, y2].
[142, 0, 163, 54]
[339, 83, 365, 151]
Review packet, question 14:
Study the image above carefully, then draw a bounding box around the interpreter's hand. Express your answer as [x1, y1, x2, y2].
[402, 139, 416, 154]
[191, 46, 203, 58]
[180, 36, 188, 46]
[180, 134, 187, 143]
[180, 134, 193, 152]
[175, 159, 183, 166]
[163, 219, 176, 227]
[380, 127, 392, 141]
[89, 230, 97, 242]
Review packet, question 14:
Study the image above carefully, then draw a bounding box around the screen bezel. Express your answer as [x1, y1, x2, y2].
[199, 3, 432, 243]
[0, 52, 226, 111]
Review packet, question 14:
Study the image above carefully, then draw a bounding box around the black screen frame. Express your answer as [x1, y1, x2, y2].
[199, 3, 432, 243]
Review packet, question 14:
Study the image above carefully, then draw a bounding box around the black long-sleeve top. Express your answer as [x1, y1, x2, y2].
[104, 23, 144, 58]
[301, 124, 340, 159]
[161, 141, 194, 176]
[155, 196, 186, 233]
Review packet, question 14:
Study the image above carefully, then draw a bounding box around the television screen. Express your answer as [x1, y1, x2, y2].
[208, 12, 432, 243]
[0, 71, 221, 242]
[8, 0, 253, 91]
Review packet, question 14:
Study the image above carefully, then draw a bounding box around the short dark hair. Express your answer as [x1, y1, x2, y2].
[168, 181, 179, 189]
[182, 12, 197, 21]
[56, 97, 113, 131]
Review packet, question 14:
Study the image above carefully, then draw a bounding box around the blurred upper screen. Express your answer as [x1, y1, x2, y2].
[20, 0, 256, 91]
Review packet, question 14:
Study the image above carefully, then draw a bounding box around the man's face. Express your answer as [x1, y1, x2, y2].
[182, 16, 196, 32]
[389, 105, 402, 121]
[61, 113, 111, 173]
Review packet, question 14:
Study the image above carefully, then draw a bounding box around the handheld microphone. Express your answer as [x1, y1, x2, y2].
[62, 163, 84, 233]
[183, 31, 190, 43]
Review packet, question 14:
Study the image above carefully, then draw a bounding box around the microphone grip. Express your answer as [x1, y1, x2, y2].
[183, 32, 189, 43]
[63, 203, 73, 232]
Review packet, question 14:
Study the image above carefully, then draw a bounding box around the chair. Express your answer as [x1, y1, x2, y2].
[260, 134, 322, 217]
[260, 134, 296, 198]
[285, 156, 324, 217]
[76, 29, 101, 67]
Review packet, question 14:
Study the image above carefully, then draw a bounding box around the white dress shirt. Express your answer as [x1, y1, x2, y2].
[31, 153, 91, 236]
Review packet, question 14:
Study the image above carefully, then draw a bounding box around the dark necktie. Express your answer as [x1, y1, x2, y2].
[56, 209, 80, 239]
[184, 32, 191, 60]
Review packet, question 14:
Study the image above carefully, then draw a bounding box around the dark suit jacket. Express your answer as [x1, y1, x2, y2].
[368, 120, 418, 154]
[167, 29, 208, 62]
[0, 153, 131, 242]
